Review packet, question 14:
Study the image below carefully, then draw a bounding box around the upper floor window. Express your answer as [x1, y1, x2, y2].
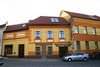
[59, 31, 64, 39]
[79, 26, 86, 34]
[6, 33, 14, 38]
[35, 31, 40, 38]
[72, 26, 78, 33]
[87, 27, 96, 35]
[96, 28, 100, 35]
[48, 31, 53, 39]
[50, 18, 59, 22]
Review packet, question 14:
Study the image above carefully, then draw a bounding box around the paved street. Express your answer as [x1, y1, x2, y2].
[0, 58, 100, 67]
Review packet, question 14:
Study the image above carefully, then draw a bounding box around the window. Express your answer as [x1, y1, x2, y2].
[72, 26, 78, 33]
[47, 46, 52, 56]
[79, 26, 86, 34]
[80, 41, 86, 50]
[89, 41, 96, 49]
[48, 31, 53, 39]
[35, 31, 40, 38]
[51, 18, 59, 22]
[87, 27, 96, 35]
[86, 41, 89, 49]
[5, 45, 13, 55]
[6, 33, 14, 38]
[96, 28, 100, 35]
[98, 41, 100, 49]
[59, 31, 64, 39]
[35, 46, 41, 56]
[76, 41, 80, 50]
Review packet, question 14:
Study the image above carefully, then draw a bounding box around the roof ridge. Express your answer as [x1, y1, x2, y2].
[64, 10, 100, 20]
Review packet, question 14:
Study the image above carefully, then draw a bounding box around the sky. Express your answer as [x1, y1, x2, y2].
[0, 0, 100, 25]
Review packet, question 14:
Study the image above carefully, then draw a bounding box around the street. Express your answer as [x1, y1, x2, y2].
[0, 58, 100, 67]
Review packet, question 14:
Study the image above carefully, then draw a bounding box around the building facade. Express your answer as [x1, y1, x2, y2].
[3, 16, 71, 58]
[2, 10, 100, 58]
[60, 10, 100, 55]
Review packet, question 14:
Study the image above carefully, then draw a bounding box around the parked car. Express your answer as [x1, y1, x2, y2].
[62, 52, 89, 62]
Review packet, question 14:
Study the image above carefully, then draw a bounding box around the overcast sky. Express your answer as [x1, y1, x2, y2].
[0, 0, 100, 25]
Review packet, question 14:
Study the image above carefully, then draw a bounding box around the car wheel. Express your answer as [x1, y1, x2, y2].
[83, 57, 88, 61]
[68, 58, 72, 62]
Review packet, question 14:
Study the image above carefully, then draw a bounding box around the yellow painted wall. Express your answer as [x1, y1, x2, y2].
[3, 38, 29, 56]
[3, 30, 30, 56]
[29, 26, 71, 43]
[3, 26, 71, 57]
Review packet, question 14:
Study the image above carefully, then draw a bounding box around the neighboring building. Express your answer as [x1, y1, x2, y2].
[0, 23, 7, 56]
[60, 10, 100, 55]
[3, 24, 29, 57]
[2, 10, 100, 58]
[3, 16, 71, 58]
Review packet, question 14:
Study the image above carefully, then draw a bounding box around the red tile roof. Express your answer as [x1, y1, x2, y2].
[64, 11, 100, 21]
[5, 23, 28, 32]
[4, 16, 70, 32]
[28, 16, 70, 26]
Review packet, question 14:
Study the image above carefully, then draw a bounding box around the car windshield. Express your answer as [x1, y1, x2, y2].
[72, 53, 84, 55]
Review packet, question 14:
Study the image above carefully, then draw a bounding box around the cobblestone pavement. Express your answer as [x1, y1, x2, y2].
[0, 58, 100, 67]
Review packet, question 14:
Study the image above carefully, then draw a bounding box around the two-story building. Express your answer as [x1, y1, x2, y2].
[3, 16, 71, 58]
[60, 10, 100, 55]
[3, 24, 29, 57]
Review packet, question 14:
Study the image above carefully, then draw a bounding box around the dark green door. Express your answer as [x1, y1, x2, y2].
[18, 44, 24, 58]
[59, 47, 68, 57]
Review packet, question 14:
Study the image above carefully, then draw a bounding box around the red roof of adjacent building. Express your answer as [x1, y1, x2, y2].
[64, 11, 100, 21]
[5, 23, 28, 32]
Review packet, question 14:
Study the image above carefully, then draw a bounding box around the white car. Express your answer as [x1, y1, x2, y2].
[63, 52, 89, 62]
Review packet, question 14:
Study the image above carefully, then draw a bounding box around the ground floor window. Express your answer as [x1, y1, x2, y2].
[35, 46, 41, 56]
[98, 41, 100, 49]
[89, 41, 95, 49]
[47, 45, 52, 56]
[4, 45, 13, 56]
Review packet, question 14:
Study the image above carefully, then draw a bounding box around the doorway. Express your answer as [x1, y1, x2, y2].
[59, 47, 68, 57]
[18, 44, 24, 58]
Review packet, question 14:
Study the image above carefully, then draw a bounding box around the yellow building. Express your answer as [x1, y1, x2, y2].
[3, 16, 71, 58]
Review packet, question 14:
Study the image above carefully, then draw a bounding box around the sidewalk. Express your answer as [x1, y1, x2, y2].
[3, 57, 60, 62]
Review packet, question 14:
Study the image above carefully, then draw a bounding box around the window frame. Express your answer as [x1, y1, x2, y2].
[46, 45, 52, 56]
[59, 31, 64, 39]
[35, 31, 40, 39]
[48, 31, 53, 39]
